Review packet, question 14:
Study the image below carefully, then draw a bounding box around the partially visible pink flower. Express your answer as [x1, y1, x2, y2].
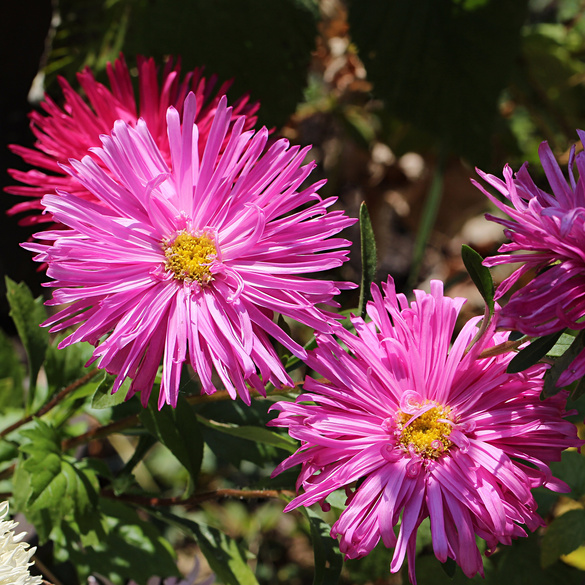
[474, 132, 585, 387]
[7, 54, 260, 227]
[270, 278, 580, 584]
[24, 92, 355, 408]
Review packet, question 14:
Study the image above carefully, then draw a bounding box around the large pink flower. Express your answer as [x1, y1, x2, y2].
[7, 54, 259, 226]
[474, 132, 585, 387]
[270, 278, 580, 583]
[24, 92, 355, 408]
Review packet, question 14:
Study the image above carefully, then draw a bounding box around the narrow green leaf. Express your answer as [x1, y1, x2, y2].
[543, 330, 585, 398]
[547, 332, 578, 358]
[152, 509, 260, 585]
[140, 395, 203, 490]
[542, 509, 585, 567]
[358, 202, 378, 318]
[506, 331, 563, 374]
[196, 416, 297, 453]
[302, 507, 344, 585]
[5, 277, 49, 404]
[461, 245, 495, 314]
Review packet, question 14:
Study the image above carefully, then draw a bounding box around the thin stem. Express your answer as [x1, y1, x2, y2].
[0, 368, 100, 440]
[102, 487, 295, 509]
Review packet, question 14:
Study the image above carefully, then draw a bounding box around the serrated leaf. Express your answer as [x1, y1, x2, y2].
[5, 277, 48, 403]
[507, 331, 563, 374]
[461, 245, 495, 315]
[140, 395, 203, 490]
[197, 416, 297, 453]
[152, 509, 260, 585]
[302, 506, 343, 585]
[542, 509, 585, 568]
[91, 373, 131, 409]
[543, 329, 585, 398]
[358, 202, 377, 319]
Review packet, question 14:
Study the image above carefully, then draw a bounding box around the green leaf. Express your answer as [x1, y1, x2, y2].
[358, 202, 377, 319]
[506, 331, 563, 374]
[542, 509, 585, 568]
[5, 277, 49, 403]
[152, 509, 260, 585]
[543, 329, 585, 398]
[91, 373, 131, 409]
[549, 451, 585, 500]
[140, 395, 203, 490]
[547, 331, 578, 358]
[0, 329, 25, 409]
[348, 0, 529, 163]
[61, 498, 180, 585]
[461, 245, 495, 315]
[44, 338, 95, 395]
[302, 507, 343, 585]
[197, 416, 297, 453]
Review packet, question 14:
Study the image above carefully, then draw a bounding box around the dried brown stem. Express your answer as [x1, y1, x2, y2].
[102, 487, 295, 509]
[477, 337, 527, 359]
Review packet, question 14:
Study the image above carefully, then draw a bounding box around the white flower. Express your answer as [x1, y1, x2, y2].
[0, 501, 43, 585]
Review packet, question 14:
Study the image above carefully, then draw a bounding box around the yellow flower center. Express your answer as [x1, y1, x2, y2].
[397, 406, 452, 458]
[164, 232, 217, 284]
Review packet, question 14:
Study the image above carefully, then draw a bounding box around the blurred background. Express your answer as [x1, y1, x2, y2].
[3, 1, 585, 583]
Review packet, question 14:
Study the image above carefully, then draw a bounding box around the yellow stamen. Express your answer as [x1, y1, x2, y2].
[164, 232, 217, 284]
[397, 406, 452, 458]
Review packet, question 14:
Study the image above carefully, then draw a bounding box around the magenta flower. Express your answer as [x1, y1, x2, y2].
[270, 278, 580, 583]
[474, 132, 585, 387]
[24, 93, 355, 408]
[7, 54, 259, 227]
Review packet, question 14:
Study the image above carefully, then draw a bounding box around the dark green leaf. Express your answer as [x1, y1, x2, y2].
[44, 338, 95, 395]
[151, 509, 260, 585]
[302, 506, 343, 585]
[542, 509, 585, 568]
[0, 329, 25, 409]
[506, 331, 563, 374]
[91, 373, 131, 409]
[140, 395, 203, 490]
[197, 416, 297, 453]
[5, 277, 49, 402]
[61, 498, 180, 585]
[543, 330, 585, 398]
[358, 202, 377, 319]
[549, 451, 585, 501]
[348, 0, 529, 163]
[461, 245, 495, 315]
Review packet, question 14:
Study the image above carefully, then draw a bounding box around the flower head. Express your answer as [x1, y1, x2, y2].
[474, 131, 585, 386]
[270, 279, 580, 583]
[0, 501, 43, 585]
[25, 92, 355, 408]
[7, 54, 260, 227]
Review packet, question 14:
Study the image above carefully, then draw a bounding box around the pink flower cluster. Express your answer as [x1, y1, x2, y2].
[6, 54, 583, 583]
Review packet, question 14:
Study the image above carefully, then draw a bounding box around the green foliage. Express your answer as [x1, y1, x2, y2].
[14, 419, 100, 543]
[357, 202, 378, 319]
[348, 0, 529, 164]
[550, 451, 585, 500]
[5, 277, 48, 403]
[543, 330, 585, 398]
[302, 506, 344, 585]
[0, 328, 25, 409]
[507, 330, 563, 374]
[461, 245, 495, 316]
[154, 510, 261, 585]
[542, 510, 585, 568]
[47, 0, 318, 129]
[140, 395, 204, 492]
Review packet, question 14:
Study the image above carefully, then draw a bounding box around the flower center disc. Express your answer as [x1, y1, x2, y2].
[165, 232, 217, 284]
[397, 406, 452, 458]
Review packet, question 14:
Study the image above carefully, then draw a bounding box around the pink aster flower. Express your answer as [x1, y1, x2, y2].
[270, 278, 580, 584]
[474, 131, 585, 387]
[24, 92, 355, 408]
[7, 54, 259, 227]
